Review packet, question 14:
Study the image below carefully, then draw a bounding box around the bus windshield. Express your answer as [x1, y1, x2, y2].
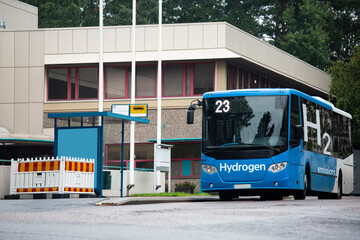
[203, 95, 289, 158]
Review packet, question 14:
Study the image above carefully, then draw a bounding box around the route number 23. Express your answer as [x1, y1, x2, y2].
[215, 100, 230, 113]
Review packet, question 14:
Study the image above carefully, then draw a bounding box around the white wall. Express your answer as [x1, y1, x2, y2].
[0, 0, 38, 30]
[0, 165, 10, 199]
[102, 170, 165, 197]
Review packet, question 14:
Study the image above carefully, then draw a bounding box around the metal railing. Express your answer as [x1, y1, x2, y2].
[103, 165, 154, 172]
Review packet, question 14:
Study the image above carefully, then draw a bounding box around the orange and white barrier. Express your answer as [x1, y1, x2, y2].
[10, 156, 94, 195]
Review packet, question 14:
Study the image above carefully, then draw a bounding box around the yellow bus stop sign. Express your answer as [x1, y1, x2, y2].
[130, 105, 148, 118]
[112, 104, 148, 118]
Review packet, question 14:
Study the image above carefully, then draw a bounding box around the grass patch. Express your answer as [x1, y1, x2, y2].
[131, 192, 212, 197]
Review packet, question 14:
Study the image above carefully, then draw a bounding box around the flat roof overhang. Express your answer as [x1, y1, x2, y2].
[148, 138, 201, 143]
[0, 138, 53, 146]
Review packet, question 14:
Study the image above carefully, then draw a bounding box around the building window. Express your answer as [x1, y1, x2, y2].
[251, 74, 259, 88]
[243, 70, 249, 89]
[260, 77, 267, 88]
[105, 66, 127, 99]
[47, 67, 98, 101]
[48, 62, 214, 102]
[105, 142, 201, 177]
[135, 65, 156, 97]
[193, 63, 214, 95]
[227, 64, 238, 90]
[163, 62, 214, 97]
[48, 68, 68, 100]
[105, 143, 154, 170]
[78, 67, 98, 99]
[163, 64, 184, 96]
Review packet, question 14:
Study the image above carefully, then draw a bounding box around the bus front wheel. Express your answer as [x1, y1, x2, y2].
[219, 191, 234, 201]
[294, 171, 310, 200]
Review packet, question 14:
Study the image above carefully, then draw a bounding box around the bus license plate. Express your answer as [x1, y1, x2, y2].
[234, 184, 251, 189]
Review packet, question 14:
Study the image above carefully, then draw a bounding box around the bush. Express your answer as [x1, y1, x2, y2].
[175, 181, 196, 191]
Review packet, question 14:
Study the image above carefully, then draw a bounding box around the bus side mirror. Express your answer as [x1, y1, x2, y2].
[294, 125, 303, 140]
[187, 100, 202, 124]
[187, 108, 195, 124]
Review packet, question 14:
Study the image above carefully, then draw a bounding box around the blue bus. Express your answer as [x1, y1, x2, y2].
[187, 89, 353, 200]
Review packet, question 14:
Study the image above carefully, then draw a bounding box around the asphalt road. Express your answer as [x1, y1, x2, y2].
[0, 196, 359, 240]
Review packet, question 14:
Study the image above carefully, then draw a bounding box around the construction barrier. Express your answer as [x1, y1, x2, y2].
[10, 156, 94, 195]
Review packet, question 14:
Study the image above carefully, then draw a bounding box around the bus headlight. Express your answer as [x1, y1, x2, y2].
[268, 162, 287, 173]
[202, 164, 218, 174]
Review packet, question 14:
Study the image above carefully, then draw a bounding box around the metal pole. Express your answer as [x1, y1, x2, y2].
[129, 0, 136, 189]
[121, 120, 125, 198]
[156, 0, 162, 145]
[99, 116, 104, 198]
[99, 0, 104, 112]
[154, 0, 163, 193]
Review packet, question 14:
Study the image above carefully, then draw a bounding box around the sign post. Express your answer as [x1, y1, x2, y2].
[153, 143, 172, 193]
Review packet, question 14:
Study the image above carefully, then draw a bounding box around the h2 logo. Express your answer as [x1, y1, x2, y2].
[302, 104, 331, 155]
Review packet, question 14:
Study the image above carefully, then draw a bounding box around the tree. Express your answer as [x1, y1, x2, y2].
[329, 46, 360, 148]
[274, 0, 332, 70]
[163, 0, 262, 37]
[104, 0, 158, 26]
[21, 0, 82, 28]
[81, 0, 99, 27]
[326, 0, 360, 61]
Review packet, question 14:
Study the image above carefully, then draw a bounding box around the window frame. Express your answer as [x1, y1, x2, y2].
[105, 142, 201, 178]
[47, 66, 99, 101]
[162, 62, 215, 98]
[47, 62, 215, 102]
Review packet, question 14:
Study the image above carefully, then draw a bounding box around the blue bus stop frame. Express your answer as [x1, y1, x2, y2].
[48, 111, 150, 198]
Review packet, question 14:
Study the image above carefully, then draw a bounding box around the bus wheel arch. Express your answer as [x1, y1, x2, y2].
[294, 163, 310, 200]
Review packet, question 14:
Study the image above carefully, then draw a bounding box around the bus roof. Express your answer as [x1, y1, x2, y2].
[203, 88, 352, 119]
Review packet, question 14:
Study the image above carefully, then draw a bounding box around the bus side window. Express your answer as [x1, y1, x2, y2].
[290, 95, 301, 146]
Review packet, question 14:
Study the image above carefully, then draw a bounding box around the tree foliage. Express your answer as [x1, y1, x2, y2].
[329, 46, 360, 148]
[20, 0, 81, 28]
[278, 0, 332, 70]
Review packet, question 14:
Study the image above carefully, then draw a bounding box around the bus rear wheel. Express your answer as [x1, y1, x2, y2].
[332, 174, 343, 199]
[318, 174, 342, 199]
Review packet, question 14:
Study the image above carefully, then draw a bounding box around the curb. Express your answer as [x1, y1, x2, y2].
[96, 196, 219, 206]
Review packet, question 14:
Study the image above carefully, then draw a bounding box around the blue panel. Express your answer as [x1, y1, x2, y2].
[57, 128, 98, 159]
[57, 127, 99, 188]
[182, 160, 192, 176]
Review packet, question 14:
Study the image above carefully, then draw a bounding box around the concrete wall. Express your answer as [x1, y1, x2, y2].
[0, 165, 11, 199]
[0, 30, 45, 138]
[44, 22, 230, 65]
[0, 0, 38, 30]
[102, 170, 165, 197]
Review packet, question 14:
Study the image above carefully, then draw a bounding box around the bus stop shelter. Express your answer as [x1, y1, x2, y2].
[48, 111, 150, 197]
